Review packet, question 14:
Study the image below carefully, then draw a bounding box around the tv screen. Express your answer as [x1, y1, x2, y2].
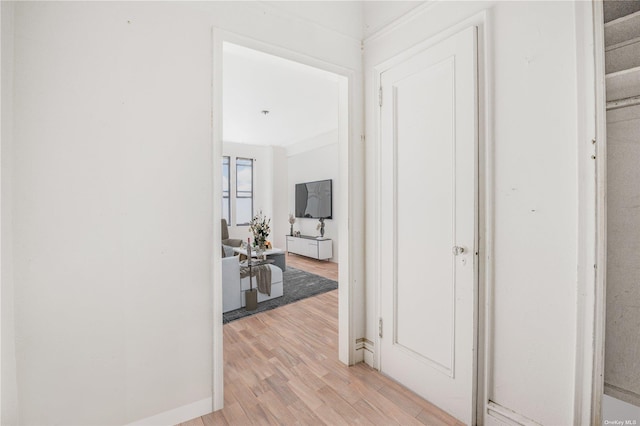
[295, 179, 332, 219]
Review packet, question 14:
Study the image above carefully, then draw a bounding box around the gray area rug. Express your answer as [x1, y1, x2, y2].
[223, 266, 338, 324]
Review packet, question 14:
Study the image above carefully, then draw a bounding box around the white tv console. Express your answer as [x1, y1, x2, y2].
[286, 235, 333, 260]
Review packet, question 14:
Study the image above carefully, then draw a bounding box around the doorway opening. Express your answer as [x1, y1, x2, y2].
[211, 31, 355, 411]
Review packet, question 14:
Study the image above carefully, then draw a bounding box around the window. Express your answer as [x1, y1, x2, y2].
[222, 156, 230, 224]
[235, 157, 254, 225]
[220, 156, 254, 226]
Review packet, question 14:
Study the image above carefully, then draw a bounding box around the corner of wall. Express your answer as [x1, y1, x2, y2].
[1, 1, 19, 424]
[356, 337, 374, 367]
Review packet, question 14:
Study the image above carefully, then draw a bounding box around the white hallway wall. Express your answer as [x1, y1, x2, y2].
[3, 1, 363, 424]
[3, 1, 600, 424]
[364, 1, 584, 424]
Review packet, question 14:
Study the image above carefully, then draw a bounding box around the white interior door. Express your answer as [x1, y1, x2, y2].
[379, 27, 478, 424]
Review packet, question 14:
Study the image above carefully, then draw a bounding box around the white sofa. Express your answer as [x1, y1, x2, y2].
[222, 256, 284, 313]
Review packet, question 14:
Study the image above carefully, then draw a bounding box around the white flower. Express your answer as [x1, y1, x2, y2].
[249, 210, 271, 243]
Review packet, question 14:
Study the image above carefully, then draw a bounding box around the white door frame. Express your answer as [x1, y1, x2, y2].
[591, 0, 608, 423]
[552, 2, 607, 424]
[372, 12, 488, 424]
[211, 28, 360, 410]
[568, 1, 605, 424]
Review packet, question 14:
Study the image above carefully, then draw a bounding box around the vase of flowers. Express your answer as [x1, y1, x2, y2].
[317, 217, 325, 238]
[288, 213, 296, 236]
[249, 210, 271, 252]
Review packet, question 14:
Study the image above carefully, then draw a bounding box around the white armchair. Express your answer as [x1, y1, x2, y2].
[222, 256, 283, 313]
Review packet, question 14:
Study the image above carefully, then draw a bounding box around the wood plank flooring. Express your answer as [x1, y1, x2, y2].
[285, 253, 338, 281]
[180, 288, 463, 426]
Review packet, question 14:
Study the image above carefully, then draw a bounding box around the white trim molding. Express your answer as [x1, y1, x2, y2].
[486, 401, 542, 426]
[124, 398, 213, 426]
[212, 27, 225, 412]
[258, 1, 362, 43]
[357, 337, 375, 367]
[363, 2, 438, 46]
[571, 1, 601, 425]
[592, 0, 609, 424]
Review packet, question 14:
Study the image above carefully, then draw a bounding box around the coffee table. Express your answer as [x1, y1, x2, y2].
[233, 247, 286, 271]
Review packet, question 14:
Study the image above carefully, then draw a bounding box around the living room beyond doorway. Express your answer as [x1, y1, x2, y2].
[286, 252, 338, 281]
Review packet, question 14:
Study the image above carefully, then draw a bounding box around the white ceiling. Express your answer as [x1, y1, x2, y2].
[221, 2, 426, 147]
[222, 42, 340, 147]
[263, 1, 365, 40]
[363, 1, 425, 38]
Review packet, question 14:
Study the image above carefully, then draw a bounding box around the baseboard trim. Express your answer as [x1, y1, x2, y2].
[356, 337, 375, 367]
[486, 401, 541, 426]
[125, 397, 213, 426]
[354, 337, 364, 363]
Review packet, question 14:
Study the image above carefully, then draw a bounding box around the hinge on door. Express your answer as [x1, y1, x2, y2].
[379, 86, 383, 107]
[379, 318, 383, 338]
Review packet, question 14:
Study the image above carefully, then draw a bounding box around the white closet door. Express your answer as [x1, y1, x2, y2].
[379, 26, 478, 424]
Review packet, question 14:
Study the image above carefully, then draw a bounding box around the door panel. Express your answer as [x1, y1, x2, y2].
[396, 59, 456, 373]
[380, 26, 478, 424]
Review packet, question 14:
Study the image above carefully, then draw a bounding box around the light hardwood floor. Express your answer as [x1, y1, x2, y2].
[179, 285, 463, 425]
[285, 253, 338, 281]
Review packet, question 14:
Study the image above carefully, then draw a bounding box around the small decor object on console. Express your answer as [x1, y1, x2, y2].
[288, 213, 296, 236]
[249, 210, 271, 251]
[317, 217, 325, 238]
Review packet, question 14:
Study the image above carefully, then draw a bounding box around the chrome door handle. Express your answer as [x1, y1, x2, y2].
[452, 246, 465, 256]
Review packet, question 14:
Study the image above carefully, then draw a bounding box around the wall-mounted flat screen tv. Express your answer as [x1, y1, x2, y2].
[295, 179, 332, 219]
